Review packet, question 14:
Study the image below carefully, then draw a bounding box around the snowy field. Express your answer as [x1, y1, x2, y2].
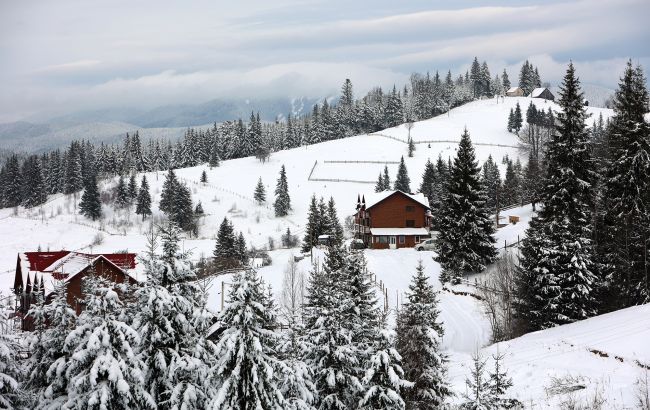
[1, 97, 647, 407]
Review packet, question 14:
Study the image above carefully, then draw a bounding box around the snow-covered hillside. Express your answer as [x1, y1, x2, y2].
[2, 96, 643, 406]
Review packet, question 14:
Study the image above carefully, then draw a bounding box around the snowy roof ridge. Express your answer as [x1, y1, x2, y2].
[531, 87, 549, 97]
[363, 190, 430, 210]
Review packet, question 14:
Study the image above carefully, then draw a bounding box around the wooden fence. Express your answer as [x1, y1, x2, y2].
[370, 132, 519, 149]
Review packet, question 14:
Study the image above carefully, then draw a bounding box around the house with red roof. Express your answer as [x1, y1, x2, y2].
[13, 250, 141, 330]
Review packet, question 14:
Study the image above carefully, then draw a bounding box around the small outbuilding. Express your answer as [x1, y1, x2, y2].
[530, 87, 555, 101]
[506, 87, 525, 97]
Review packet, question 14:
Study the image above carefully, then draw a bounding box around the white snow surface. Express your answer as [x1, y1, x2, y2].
[1, 97, 645, 407]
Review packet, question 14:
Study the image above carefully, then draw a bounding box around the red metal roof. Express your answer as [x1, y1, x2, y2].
[22, 251, 136, 272]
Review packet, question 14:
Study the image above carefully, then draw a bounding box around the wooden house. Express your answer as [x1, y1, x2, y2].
[13, 251, 141, 330]
[531, 87, 555, 101]
[506, 87, 525, 97]
[354, 190, 432, 249]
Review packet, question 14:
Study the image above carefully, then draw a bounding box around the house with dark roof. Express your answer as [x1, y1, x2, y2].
[354, 190, 432, 249]
[530, 87, 555, 101]
[13, 251, 141, 330]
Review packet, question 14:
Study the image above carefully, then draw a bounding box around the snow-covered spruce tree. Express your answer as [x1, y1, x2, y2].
[115, 174, 129, 208]
[516, 62, 598, 331]
[327, 197, 344, 246]
[79, 172, 102, 221]
[382, 165, 391, 191]
[429, 154, 449, 232]
[488, 350, 518, 409]
[407, 137, 415, 158]
[159, 169, 178, 214]
[135, 175, 152, 220]
[435, 129, 496, 284]
[481, 155, 501, 212]
[200, 169, 208, 183]
[21, 155, 47, 208]
[507, 109, 514, 133]
[134, 223, 216, 409]
[358, 315, 412, 410]
[460, 351, 494, 410]
[62, 273, 155, 409]
[254, 177, 266, 204]
[211, 268, 284, 409]
[419, 158, 437, 203]
[302, 195, 321, 253]
[127, 173, 138, 200]
[32, 284, 78, 409]
[303, 245, 363, 409]
[395, 260, 452, 409]
[513, 102, 523, 134]
[599, 60, 650, 308]
[0, 300, 21, 409]
[375, 172, 385, 193]
[278, 317, 317, 410]
[394, 156, 411, 192]
[274, 164, 291, 217]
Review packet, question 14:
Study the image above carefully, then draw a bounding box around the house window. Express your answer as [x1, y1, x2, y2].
[406, 220, 415, 227]
[379, 236, 388, 244]
[415, 236, 420, 243]
[399, 235, 405, 244]
[406, 205, 415, 212]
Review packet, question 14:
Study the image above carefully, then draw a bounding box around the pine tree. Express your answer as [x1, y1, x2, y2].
[502, 69, 511, 91]
[420, 158, 437, 202]
[79, 172, 102, 220]
[516, 62, 598, 331]
[135, 175, 152, 220]
[407, 137, 415, 158]
[200, 169, 208, 183]
[302, 195, 321, 253]
[488, 351, 518, 409]
[461, 351, 494, 410]
[599, 61, 650, 308]
[235, 231, 249, 266]
[0, 302, 20, 409]
[395, 261, 452, 409]
[507, 109, 514, 133]
[62, 273, 155, 409]
[359, 323, 412, 410]
[375, 172, 385, 193]
[159, 169, 178, 214]
[134, 225, 216, 409]
[303, 246, 363, 409]
[274, 165, 291, 217]
[115, 174, 129, 208]
[382, 165, 391, 191]
[127, 173, 138, 200]
[501, 159, 520, 206]
[29, 283, 77, 409]
[394, 156, 411, 192]
[522, 151, 542, 211]
[513, 102, 523, 134]
[211, 269, 284, 409]
[254, 177, 266, 204]
[278, 318, 317, 410]
[327, 197, 344, 246]
[436, 129, 496, 284]
[482, 155, 501, 212]
[22, 155, 47, 208]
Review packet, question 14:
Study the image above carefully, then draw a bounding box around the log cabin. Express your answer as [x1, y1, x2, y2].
[354, 190, 432, 249]
[13, 251, 141, 330]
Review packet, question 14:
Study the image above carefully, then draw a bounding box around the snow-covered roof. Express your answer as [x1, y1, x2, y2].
[531, 87, 551, 98]
[362, 190, 430, 210]
[370, 228, 430, 236]
[507, 87, 522, 93]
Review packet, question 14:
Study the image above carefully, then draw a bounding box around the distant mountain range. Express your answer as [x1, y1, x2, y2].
[0, 96, 320, 153]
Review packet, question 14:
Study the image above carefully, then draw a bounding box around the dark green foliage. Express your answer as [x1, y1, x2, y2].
[79, 172, 102, 220]
[200, 170, 208, 183]
[274, 165, 291, 217]
[127, 173, 138, 200]
[115, 174, 129, 208]
[21, 155, 47, 208]
[135, 175, 152, 220]
[394, 156, 411, 193]
[254, 177, 266, 204]
[435, 129, 496, 284]
[482, 155, 501, 212]
[598, 60, 650, 308]
[516, 62, 598, 331]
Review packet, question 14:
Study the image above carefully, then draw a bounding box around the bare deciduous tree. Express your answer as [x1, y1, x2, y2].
[478, 250, 518, 342]
[281, 256, 305, 323]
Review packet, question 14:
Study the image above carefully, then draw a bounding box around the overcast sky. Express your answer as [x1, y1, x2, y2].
[1, 0, 649, 122]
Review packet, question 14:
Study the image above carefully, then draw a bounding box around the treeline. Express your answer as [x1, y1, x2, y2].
[0, 56, 515, 211]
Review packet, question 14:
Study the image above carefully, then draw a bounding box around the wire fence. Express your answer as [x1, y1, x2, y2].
[369, 132, 519, 149]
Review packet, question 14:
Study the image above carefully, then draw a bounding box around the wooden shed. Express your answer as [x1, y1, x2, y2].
[531, 87, 555, 101]
[506, 87, 525, 97]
